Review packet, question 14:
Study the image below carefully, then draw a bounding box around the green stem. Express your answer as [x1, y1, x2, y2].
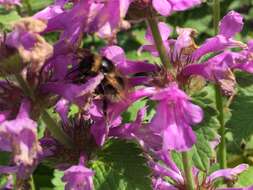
[182, 151, 195, 190]
[212, 0, 227, 169]
[28, 175, 36, 190]
[24, 0, 33, 16]
[15, 74, 74, 148]
[15, 5, 22, 16]
[215, 85, 227, 169]
[147, 16, 171, 70]
[213, 0, 220, 35]
[41, 110, 74, 149]
[15, 74, 35, 101]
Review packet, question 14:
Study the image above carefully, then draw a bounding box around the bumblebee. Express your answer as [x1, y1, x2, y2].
[67, 50, 126, 114]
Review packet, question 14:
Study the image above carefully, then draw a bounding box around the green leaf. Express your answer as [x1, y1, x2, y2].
[191, 128, 213, 171]
[91, 139, 152, 190]
[52, 170, 65, 190]
[227, 72, 253, 147]
[171, 151, 183, 171]
[191, 85, 219, 171]
[237, 166, 253, 187]
[0, 10, 21, 29]
[0, 151, 11, 165]
[33, 165, 65, 190]
[29, 0, 53, 12]
[33, 164, 54, 189]
[122, 98, 147, 123]
[0, 175, 8, 189]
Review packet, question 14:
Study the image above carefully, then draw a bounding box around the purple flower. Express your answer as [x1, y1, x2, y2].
[90, 87, 156, 146]
[148, 83, 203, 151]
[152, 177, 178, 190]
[5, 17, 53, 73]
[102, 45, 158, 75]
[0, 0, 21, 9]
[140, 11, 251, 95]
[141, 11, 247, 92]
[181, 52, 237, 96]
[102, 45, 159, 87]
[44, 0, 130, 44]
[0, 0, 20, 5]
[62, 157, 94, 190]
[151, 152, 249, 190]
[109, 107, 163, 151]
[42, 73, 104, 107]
[207, 164, 249, 183]
[192, 11, 245, 60]
[111, 84, 203, 152]
[152, 0, 201, 16]
[33, 0, 67, 21]
[42, 44, 157, 146]
[93, 0, 131, 39]
[0, 100, 42, 179]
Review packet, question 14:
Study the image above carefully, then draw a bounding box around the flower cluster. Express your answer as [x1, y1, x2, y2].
[1, 0, 253, 190]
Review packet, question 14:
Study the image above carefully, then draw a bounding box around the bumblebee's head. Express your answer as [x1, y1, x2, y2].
[101, 57, 115, 74]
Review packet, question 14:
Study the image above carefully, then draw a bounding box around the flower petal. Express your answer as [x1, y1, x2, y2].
[219, 11, 244, 38]
[207, 164, 249, 183]
[152, 0, 172, 16]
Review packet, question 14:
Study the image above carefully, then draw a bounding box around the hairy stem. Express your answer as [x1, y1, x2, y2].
[28, 175, 36, 190]
[15, 74, 73, 148]
[182, 152, 195, 190]
[24, 0, 33, 16]
[215, 85, 227, 168]
[41, 110, 74, 149]
[213, 0, 227, 169]
[147, 16, 171, 70]
[15, 74, 35, 101]
[213, 0, 220, 35]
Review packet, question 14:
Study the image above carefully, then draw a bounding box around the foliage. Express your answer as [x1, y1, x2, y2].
[91, 140, 152, 190]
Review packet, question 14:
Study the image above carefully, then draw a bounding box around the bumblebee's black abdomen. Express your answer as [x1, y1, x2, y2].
[79, 54, 95, 75]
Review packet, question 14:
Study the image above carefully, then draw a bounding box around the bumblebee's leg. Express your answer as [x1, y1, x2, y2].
[102, 97, 108, 119]
[98, 83, 108, 120]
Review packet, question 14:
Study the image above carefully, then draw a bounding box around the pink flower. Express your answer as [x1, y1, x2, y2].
[151, 152, 250, 190]
[152, 0, 201, 16]
[0, 100, 42, 179]
[111, 83, 203, 152]
[0, 0, 21, 8]
[192, 11, 245, 60]
[62, 157, 94, 190]
[148, 83, 203, 151]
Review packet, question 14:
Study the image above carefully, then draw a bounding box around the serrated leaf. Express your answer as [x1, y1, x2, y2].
[91, 139, 152, 190]
[52, 170, 65, 190]
[237, 166, 253, 187]
[171, 151, 183, 171]
[191, 85, 219, 171]
[227, 72, 253, 145]
[236, 72, 253, 96]
[34, 165, 65, 190]
[33, 164, 54, 189]
[191, 128, 213, 171]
